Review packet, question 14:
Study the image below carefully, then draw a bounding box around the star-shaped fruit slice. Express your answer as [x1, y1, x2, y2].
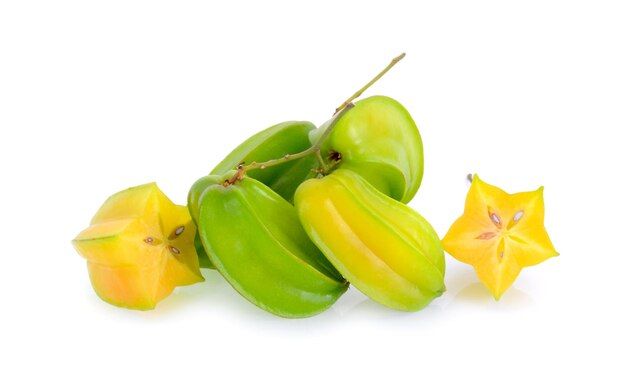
[73, 183, 203, 310]
[442, 175, 558, 299]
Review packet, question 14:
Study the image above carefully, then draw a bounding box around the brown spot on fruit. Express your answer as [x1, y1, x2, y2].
[329, 150, 342, 162]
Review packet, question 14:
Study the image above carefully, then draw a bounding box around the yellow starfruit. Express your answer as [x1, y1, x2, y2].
[442, 175, 558, 299]
[73, 183, 204, 310]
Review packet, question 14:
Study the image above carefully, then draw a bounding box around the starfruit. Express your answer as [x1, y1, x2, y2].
[195, 172, 347, 318]
[191, 121, 318, 268]
[72, 183, 203, 310]
[310, 96, 423, 203]
[295, 169, 445, 311]
[212, 120, 317, 201]
[442, 175, 558, 299]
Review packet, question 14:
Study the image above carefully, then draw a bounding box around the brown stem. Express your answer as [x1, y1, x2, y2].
[223, 164, 246, 186]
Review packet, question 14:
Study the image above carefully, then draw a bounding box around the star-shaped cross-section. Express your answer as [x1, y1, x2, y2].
[73, 183, 203, 310]
[442, 175, 558, 299]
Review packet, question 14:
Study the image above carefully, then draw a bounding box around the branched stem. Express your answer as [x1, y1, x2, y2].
[243, 104, 354, 173]
[314, 149, 327, 172]
[231, 53, 406, 180]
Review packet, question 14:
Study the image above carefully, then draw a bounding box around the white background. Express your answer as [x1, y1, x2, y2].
[1, 1, 625, 381]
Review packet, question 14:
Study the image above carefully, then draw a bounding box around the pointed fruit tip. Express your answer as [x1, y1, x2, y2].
[492, 287, 504, 301]
[437, 285, 447, 296]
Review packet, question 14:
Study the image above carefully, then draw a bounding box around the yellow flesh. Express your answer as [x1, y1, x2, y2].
[443, 175, 558, 299]
[73, 183, 203, 310]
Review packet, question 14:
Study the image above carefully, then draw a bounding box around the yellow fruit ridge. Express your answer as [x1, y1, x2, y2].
[73, 183, 203, 310]
[442, 175, 558, 299]
[295, 169, 445, 311]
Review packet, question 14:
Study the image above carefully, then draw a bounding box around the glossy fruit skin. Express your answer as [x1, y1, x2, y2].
[310, 96, 423, 203]
[194, 233, 214, 269]
[191, 121, 318, 269]
[212, 121, 317, 202]
[188, 175, 219, 269]
[196, 172, 347, 318]
[73, 183, 203, 310]
[295, 169, 445, 311]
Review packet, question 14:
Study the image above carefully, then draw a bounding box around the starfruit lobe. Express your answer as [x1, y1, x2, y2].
[310, 96, 424, 203]
[197, 171, 347, 318]
[188, 175, 223, 269]
[442, 175, 558, 299]
[295, 169, 445, 312]
[73, 183, 203, 310]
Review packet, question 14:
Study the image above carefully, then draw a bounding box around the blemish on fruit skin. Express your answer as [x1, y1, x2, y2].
[329, 150, 342, 162]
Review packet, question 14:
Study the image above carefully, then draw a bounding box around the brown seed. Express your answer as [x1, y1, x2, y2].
[489, 212, 502, 228]
[475, 232, 497, 240]
[169, 246, 181, 255]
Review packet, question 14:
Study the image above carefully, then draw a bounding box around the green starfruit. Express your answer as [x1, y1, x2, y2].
[195, 171, 347, 318]
[212, 120, 317, 201]
[192, 121, 318, 268]
[310, 96, 423, 203]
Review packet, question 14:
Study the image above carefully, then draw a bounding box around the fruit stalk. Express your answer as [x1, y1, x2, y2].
[231, 53, 407, 179]
[334, 52, 405, 114]
[237, 104, 353, 176]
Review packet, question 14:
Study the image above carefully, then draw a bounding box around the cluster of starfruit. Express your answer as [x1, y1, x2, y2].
[184, 95, 445, 317]
[74, 63, 446, 316]
[73, 54, 557, 316]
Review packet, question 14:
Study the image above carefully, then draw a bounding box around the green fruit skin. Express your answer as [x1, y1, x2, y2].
[190, 121, 318, 269]
[188, 175, 221, 269]
[310, 96, 424, 203]
[211, 121, 317, 202]
[295, 169, 445, 311]
[197, 173, 347, 318]
[194, 233, 214, 269]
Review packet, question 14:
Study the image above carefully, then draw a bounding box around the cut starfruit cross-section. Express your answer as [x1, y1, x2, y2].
[443, 175, 558, 299]
[73, 183, 203, 310]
